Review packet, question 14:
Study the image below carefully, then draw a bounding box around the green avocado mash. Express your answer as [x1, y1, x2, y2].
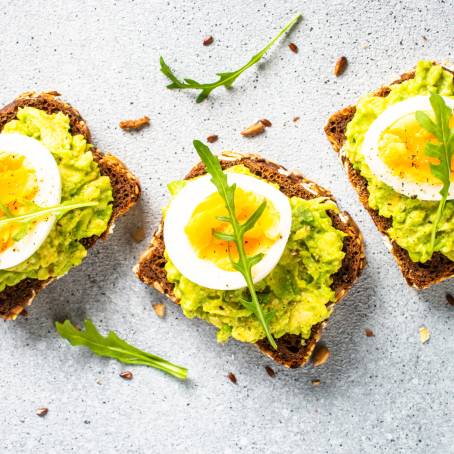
[165, 166, 346, 344]
[0, 107, 113, 291]
[344, 61, 454, 263]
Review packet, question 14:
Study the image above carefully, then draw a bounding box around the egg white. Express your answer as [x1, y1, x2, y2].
[361, 95, 454, 201]
[164, 173, 292, 291]
[0, 133, 61, 270]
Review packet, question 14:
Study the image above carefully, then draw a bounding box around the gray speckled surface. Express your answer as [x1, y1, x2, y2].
[0, 1, 453, 453]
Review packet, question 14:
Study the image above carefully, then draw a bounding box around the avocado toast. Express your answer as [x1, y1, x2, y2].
[135, 151, 365, 368]
[0, 92, 140, 319]
[325, 61, 454, 288]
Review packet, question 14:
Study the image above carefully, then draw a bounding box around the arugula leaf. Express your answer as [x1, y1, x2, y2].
[0, 201, 98, 228]
[160, 14, 302, 103]
[193, 140, 277, 349]
[415, 94, 454, 253]
[56, 320, 188, 380]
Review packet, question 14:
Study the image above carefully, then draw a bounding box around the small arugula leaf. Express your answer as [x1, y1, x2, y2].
[416, 93, 454, 253]
[161, 14, 301, 103]
[56, 320, 188, 380]
[0, 201, 98, 228]
[193, 140, 277, 349]
[241, 201, 267, 233]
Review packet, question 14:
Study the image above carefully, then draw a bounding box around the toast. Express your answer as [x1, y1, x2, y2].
[325, 66, 454, 289]
[0, 92, 141, 319]
[134, 151, 365, 368]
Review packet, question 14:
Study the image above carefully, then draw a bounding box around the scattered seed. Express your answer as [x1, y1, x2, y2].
[334, 56, 348, 77]
[131, 227, 145, 243]
[259, 118, 272, 128]
[207, 134, 218, 143]
[265, 366, 276, 378]
[292, 116, 300, 123]
[419, 326, 430, 344]
[152, 303, 166, 318]
[203, 35, 214, 46]
[365, 328, 375, 337]
[311, 379, 321, 386]
[288, 42, 298, 53]
[120, 371, 133, 380]
[227, 372, 237, 384]
[36, 408, 48, 417]
[312, 345, 330, 366]
[241, 121, 265, 137]
[119, 116, 150, 131]
[446, 293, 454, 306]
[422, 35, 427, 41]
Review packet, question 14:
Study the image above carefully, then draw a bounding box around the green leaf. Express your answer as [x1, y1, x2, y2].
[193, 140, 277, 349]
[56, 320, 188, 381]
[213, 230, 236, 242]
[161, 13, 302, 103]
[0, 201, 98, 228]
[241, 201, 267, 233]
[416, 93, 454, 253]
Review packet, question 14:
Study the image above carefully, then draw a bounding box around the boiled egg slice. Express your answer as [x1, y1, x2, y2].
[361, 95, 454, 200]
[0, 133, 61, 269]
[164, 172, 292, 290]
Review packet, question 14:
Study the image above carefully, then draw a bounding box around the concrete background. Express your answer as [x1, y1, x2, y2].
[0, 1, 452, 453]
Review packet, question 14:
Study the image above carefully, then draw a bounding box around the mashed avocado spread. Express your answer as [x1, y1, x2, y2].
[165, 166, 346, 344]
[0, 107, 113, 291]
[344, 61, 454, 263]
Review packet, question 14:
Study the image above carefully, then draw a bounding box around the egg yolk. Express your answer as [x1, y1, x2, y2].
[0, 152, 38, 253]
[378, 112, 454, 184]
[185, 188, 280, 271]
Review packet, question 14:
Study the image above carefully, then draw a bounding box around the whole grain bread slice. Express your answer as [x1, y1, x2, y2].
[324, 66, 454, 289]
[0, 92, 141, 319]
[134, 151, 365, 368]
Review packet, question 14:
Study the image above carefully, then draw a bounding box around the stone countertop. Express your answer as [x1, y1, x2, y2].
[0, 1, 452, 453]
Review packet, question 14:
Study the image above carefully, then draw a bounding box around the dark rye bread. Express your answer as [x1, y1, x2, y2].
[0, 92, 141, 319]
[325, 66, 454, 289]
[134, 151, 365, 368]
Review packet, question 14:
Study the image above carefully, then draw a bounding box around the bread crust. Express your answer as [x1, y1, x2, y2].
[324, 67, 454, 289]
[134, 151, 365, 368]
[0, 92, 141, 319]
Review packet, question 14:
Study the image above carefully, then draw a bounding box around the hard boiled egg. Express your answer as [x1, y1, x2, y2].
[361, 95, 454, 200]
[164, 172, 292, 290]
[0, 133, 61, 269]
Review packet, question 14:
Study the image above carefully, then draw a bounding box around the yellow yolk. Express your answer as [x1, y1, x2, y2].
[185, 188, 281, 271]
[378, 112, 454, 184]
[0, 152, 38, 253]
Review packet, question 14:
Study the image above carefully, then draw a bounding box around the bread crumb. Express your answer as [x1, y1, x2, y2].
[292, 116, 300, 123]
[36, 407, 48, 417]
[265, 366, 276, 378]
[311, 379, 321, 386]
[44, 90, 61, 96]
[241, 121, 265, 137]
[119, 116, 150, 131]
[119, 371, 133, 380]
[312, 345, 330, 366]
[365, 328, 375, 337]
[131, 227, 145, 243]
[203, 35, 214, 46]
[288, 42, 298, 53]
[207, 135, 218, 143]
[446, 293, 454, 306]
[419, 326, 430, 344]
[259, 118, 272, 128]
[227, 372, 237, 384]
[152, 303, 166, 318]
[334, 56, 348, 76]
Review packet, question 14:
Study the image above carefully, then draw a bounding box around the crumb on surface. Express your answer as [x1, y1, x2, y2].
[119, 116, 150, 131]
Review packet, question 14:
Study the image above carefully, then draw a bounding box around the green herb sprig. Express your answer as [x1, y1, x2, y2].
[0, 201, 98, 228]
[193, 140, 277, 349]
[415, 93, 454, 253]
[56, 320, 188, 380]
[160, 13, 302, 103]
